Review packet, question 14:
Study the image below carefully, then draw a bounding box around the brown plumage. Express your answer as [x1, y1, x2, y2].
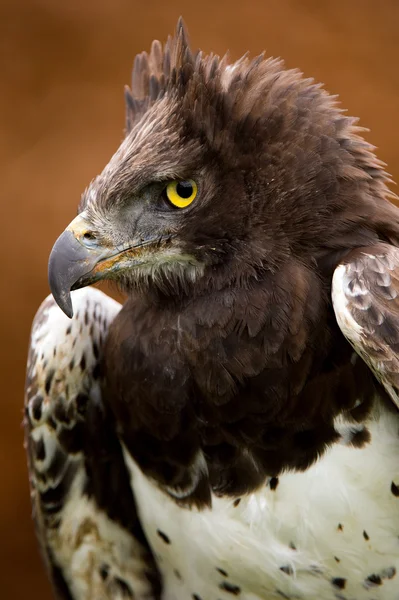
[25, 18, 399, 600]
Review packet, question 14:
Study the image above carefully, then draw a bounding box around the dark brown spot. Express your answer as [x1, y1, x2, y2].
[69, 358, 75, 371]
[76, 393, 89, 415]
[280, 565, 293, 576]
[269, 477, 279, 490]
[92, 362, 102, 380]
[114, 576, 133, 597]
[334, 556, 340, 563]
[233, 498, 241, 507]
[337, 523, 343, 531]
[391, 481, 399, 497]
[219, 581, 241, 595]
[45, 369, 55, 395]
[381, 567, 396, 579]
[47, 416, 57, 430]
[332, 577, 346, 589]
[363, 530, 369, 540]
[289, 541, 297, 550]
[33, 438, 46, 461]
[54, 400, 70, 424]
[66, 325, 72, 335]
[99, 564, 109, 580]
[93, 341, 99, 360]
[192, 595, 203, 600]
[31, 394, 43, 421]
[216, 568, 228, 577]
[80, 353, 86, 371]
[157, 529, 171, 544]
[349, 427, 371, 448]
[365, 574, 382, 586]
[173, 569, 182, 580]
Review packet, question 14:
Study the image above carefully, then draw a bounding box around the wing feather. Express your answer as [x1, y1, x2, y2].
[25, 288, 160, 599]
[332, 243, 399, 409]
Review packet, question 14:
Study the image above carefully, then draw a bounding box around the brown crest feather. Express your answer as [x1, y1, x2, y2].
[125, 17, 195, 132]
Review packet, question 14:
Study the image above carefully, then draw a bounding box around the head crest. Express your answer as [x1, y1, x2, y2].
[125, 18, 196, 132]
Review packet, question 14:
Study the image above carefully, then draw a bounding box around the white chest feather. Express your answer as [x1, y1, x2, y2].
[125, 407, 399, 600]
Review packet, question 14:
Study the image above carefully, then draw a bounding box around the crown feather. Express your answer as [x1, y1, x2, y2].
[125, 17, 194, 132]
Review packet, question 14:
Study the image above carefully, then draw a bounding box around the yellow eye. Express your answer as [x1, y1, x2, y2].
[165, 180, 198, 208]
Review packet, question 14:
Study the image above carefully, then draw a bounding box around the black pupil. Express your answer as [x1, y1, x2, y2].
[176, 181, 193, 199]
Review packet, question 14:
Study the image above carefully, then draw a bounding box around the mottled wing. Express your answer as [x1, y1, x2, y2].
[332, 243, 399, 409]
[24, 288, 160, 600]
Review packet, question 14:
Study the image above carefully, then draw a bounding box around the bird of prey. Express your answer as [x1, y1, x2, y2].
[25, 18, 399, 600]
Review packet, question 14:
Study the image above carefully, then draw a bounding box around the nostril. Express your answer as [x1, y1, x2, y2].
[80, 231, 99, 248]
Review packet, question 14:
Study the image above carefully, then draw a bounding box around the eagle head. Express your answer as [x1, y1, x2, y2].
[49, 18, 394, 318]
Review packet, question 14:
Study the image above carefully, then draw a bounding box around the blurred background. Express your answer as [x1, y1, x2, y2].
[1, 0, 398, 597]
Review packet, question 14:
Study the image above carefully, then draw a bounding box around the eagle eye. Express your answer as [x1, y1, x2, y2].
[165, 180, 197, 208]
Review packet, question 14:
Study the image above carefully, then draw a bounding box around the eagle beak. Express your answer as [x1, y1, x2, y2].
[49, 212, 167, 318]
[48, 213, 115, 318]
[49, 211, 174, 317]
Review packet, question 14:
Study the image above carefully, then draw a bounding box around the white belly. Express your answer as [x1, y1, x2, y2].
[124, 406, 399, 600]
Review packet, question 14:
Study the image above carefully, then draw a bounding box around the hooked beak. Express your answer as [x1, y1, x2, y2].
[48, 212, 158, 318]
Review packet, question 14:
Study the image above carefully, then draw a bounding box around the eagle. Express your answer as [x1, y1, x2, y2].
[25, 18, 399, 600]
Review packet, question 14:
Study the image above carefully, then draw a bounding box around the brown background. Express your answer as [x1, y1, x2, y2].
[1, 0, 398, 597]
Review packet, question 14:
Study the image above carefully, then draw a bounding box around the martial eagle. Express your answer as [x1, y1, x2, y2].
[25, 18, 399, 600]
